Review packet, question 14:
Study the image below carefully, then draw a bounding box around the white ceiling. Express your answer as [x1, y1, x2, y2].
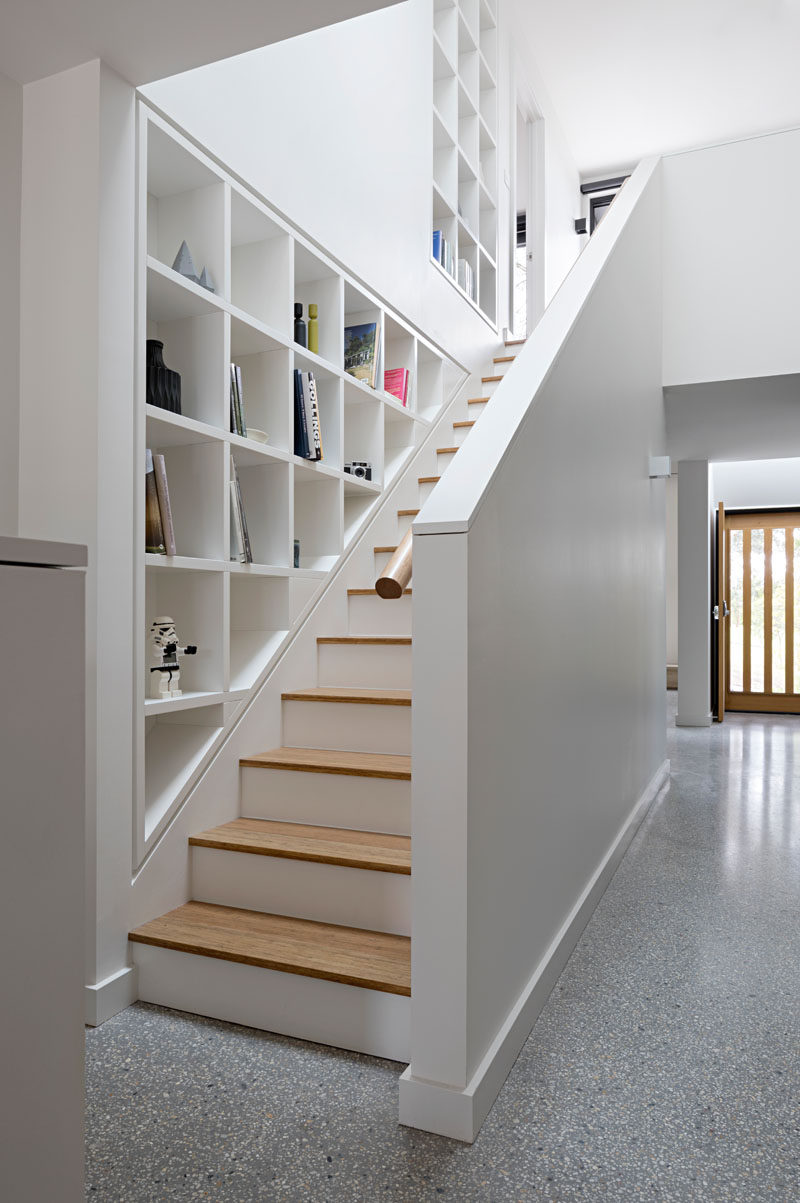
[510, 0, 800, 178]
[0, 0, 401, 86]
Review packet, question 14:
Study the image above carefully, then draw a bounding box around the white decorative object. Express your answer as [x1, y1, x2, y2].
[149, 615, 197, 699]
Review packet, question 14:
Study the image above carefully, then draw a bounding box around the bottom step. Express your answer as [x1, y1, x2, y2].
[130, 901, 411, 1060]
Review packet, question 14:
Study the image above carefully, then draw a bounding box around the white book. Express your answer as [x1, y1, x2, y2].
[306, 372, 323, 460]
[300, 373, 319, 459]
[229, 480, 246, 563]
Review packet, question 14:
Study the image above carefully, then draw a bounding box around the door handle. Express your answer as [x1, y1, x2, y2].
[723, 600, 730, 618]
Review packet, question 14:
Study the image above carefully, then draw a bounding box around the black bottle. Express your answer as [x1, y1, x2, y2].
[294, 302, 307, 348]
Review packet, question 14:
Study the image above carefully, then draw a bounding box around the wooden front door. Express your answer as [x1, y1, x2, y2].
[725, 510, 800, 714]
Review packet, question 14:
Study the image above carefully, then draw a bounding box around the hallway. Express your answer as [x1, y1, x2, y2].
[85, 697, 799, 1201]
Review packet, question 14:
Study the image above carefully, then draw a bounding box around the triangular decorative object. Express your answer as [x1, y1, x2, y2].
[172, 240, 199, 282]
[198, 266, 216, 293]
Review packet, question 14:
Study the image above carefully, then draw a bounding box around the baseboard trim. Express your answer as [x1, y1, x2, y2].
[399, 758, 671, 1142]
[676, 711, 713, 727]
[85, 965, 137, 1027]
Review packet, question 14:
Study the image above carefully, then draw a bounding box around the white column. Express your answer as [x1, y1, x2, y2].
[677, 459, 713, 725]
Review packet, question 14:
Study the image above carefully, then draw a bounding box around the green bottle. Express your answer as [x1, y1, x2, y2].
[308, 303, 319, 355]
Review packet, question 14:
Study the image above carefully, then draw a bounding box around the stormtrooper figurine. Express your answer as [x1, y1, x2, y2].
[149, 616, 197, 700]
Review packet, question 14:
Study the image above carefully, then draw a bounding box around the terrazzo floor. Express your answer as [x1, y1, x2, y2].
[85, 696, 800, 1201]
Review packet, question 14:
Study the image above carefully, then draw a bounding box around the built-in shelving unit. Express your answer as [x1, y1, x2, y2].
[432, 0, 498, 325]
[136, 104, 460, 862]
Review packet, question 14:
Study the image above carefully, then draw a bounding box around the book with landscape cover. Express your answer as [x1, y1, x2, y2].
[344, 320, 381, 389]
[145, 448, 166, 555]
[152, 453, 176, 556]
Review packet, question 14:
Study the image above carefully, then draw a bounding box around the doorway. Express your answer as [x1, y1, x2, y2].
[721, 509, 800, 714]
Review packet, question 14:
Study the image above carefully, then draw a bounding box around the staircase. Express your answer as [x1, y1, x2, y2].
[129, 340, 522, 1060]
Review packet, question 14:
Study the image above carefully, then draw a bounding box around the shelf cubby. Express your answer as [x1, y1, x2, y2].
[434, 1, 458, 64]
[384, 405, 417, 484]
[307, 371, 342, 470]
[434, 75, 458, 136]
[344, 283, 382, 391]
[229, 573, 290, 691]
[146, 124, 226, 298]
[233, 457, 291, 568]
[434, 144, 458, 210]
[145, 703, 227, 840]
[343, 390, 383, 489]
[146, 309, 227, 428]
[479, 201, 497, 257]
[417, 345, 445, 421]
[293, 473, 342, 571]
[230, 189, 292, 333]
[149, 440, 227, 560]
[458, 113, 479, 174]
[293, 242, 343, 367]
[479, 253, 497, 324]
[231, 343, 292, 453]
[383, 315, 415, 412]
[458, 49, 479, 108]
[144, 566, 226, 698]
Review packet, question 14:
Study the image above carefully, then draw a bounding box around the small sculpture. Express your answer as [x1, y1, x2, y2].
[198, 266, 216, 293]
[149, 616, 197, 700]
[172, 240, 199, 283]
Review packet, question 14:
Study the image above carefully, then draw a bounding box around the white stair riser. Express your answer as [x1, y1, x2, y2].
[436, 450, 457, 472]
[133, 943, 410, 1061]
[318, 641, 411, 688]
[283, 699, 411, 754]
[374, 549, 393, 575]
[482, 378, 501, 395]
[453, 425, 473, 447]
[348, 592, 412, 636]
[418, 480, 437, 506]
[492, 358, 515, 376]
[192, 847, 410, 935]
[241, 766, 410, 834]
[469, 399, 489, 415]
[396, 513, 416, 539]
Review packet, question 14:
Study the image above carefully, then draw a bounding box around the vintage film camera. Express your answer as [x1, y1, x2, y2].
[343, 461, 373, 481]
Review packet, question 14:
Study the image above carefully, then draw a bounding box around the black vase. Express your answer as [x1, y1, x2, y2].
[146, 340, 182, 415]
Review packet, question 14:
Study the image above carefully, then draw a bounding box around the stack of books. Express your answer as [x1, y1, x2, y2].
[457, 258, 476, 301]
[293, 369, 324, 460]
[229, 455, 253, 563]
[384, 367, 410, 406]
[145, 449, 176, 556]
[230, 363, 247, 437]
[432, 230, 455, 278]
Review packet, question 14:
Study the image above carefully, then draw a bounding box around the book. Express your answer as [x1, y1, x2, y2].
[307, 372, 324, 460]
[229, 481, 246, 563]
[293, 368, 310, 458]
[145, 449, 166, 555]
[230, 363, 247, 437]
[344, 320, 381, 389]
[230, 455, 252, 563]
[152, 453, 176, 556]
[432, 229, 442, 263]
[299, 372, 319, 460]
[384, 367, 410, 406]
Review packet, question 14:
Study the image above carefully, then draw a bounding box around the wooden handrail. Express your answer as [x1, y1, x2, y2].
[376, 528, 412, 599]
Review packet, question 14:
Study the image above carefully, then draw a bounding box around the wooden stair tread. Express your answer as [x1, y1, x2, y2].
[453, 420, 475, 429]
[347, 587, 412, 596]
[397, 508, 420, 516]
[481, 374, 503, 383]
[240, 747, 412, 779]
[374, 544, 398, 554]
[505, 338, 524, 346]
[418, 475, 440, 484]
[493, 355, 515, 363]
[317, 635, 411, 645]
[129, 901, 411, 995]
[281, 686, 411, 706]
[436, 447, 458, 455]
[190, 818, 411, 873]
[468, 396, 490, 404]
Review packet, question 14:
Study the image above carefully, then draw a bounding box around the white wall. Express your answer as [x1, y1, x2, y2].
[0, 71, 22, 536]
[662, 128, 800, 387]
[144, 0, 582, 362]
[712, 457, 800, 509]
[18, 61, 138, 1013]
[665, 374, 800, 463]
[402, 160, 667, 1140]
